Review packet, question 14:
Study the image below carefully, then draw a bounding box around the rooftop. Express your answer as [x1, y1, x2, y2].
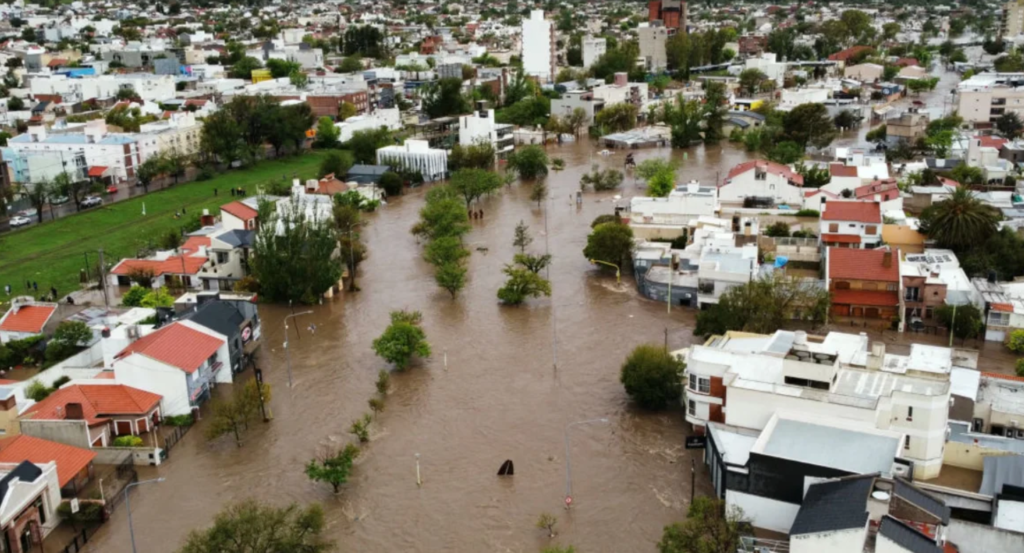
[24, 384, 162, 426]
[114, 322, 223, 373]
[0, 435, 96, 488]
[829, 247, 900, 282]
[822, 200, 882, 223]
[0, 303, 57, 334]
[754, 414, 902, 475]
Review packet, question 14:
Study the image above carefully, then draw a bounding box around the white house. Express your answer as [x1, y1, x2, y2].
[458, 107, 514, 158]
[335, 108, 402, 143]
[521, 10, 555, 83]
[376, 139, 448, 182]
[719, 160, 805, 206]
[108, 235, 211, 290]
[820, 200, 883, 249]
[111, 320, 231, 416]
[0, 460, 61, 549]
[5, 122, 140, 183]
[220, 199, 261, 231]
[0, 300, 56, 345]
[742, 52, 787, 86]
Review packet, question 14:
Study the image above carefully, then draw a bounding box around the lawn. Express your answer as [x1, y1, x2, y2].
[0, 153, 326, 301]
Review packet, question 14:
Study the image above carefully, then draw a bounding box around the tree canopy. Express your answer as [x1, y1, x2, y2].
[620, 345, 684, 410]
[178, 500, 333, 553]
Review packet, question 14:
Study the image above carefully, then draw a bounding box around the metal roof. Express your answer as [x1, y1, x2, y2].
[878, 516, 942, 553]
[980, 455, 1024, 496]
[790, 476, 873, 535]
[760, 419, 899, 475]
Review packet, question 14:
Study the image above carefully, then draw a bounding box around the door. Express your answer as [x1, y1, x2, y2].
[852, 307, 864, 317]
[865, 308, 880, 318]
[115, 420, 132, 436]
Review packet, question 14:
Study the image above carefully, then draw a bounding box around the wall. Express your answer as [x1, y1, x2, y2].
[113, 354, 190, 416]
[726, 489, 801, 533]
[19, 419, 90, 449]
[946, 518, 1024, 553]
[943, 440, 1015, 471]
[995, 499, 1024, 532]
[790, 527, 867, 553]
[725, 385, 875, 430]
[13, 344, 104, 392]
[92, 446, 162, 466]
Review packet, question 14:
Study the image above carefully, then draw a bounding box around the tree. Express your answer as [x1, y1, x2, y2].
[694, 274, 831, 338]
[338, 101, 358, 121]
[163, 149, 190, 185]
[506, 145, 549, 180]
[882, 22, 901, 41]
[583, 221, 634, 269]
[497, 265, 551, 305]
[936, 304, 984, 341]
[536, 513, 558, 538]
[378, 171, 403, 197]
[45, 320, 93, 362]
[594, 103, 638, 133]
[795, 162, 831, 188]
[449, 141, 496, 171]
[997, 112, 1024, 138]
[288, 70, 308, 90]
[866, 125, 887, 144]
[319, 150, 354, 178]
[738, 68, 768, 96]
[578, 164, 625, 192]
[313, 116, 340, 149]
[637, 159, 677, 198]
[7, 96, 24, 111]
[658, 496, 752, 553]
[768, 141, 804, 164]
[765, 221, 791, 238]
[305, 443, 360, 493]
[343, 25, 387, 58]
[200, 110, 243, 166]
[449, 168, 502, 208]
[230, 56, 263, 79]
[529, 180, 548, 207]
[140, 287, 174, 308]
[251, 197, 343, 304]
[435, 262, 468, 299]
[983, 37, 1006, 56]
[495, 96, 550, 127]
[22, 180, 51, 224]
[514, 253, 552, 274]
[421, 77, 471, 119]
[178, 500, 333, 553]
[337, 56, 364, 73]
[265, 58, 301, 79]
[513, 220, 532, 253]
[121, 286, 148, 307]
[372, 310, 431, 370]
[1008, 329, 1024, 354]
[918, 188, 1001, 252]
[205, 379, 272, 447]
[783, 103, 837, 149]
[620, 344, 684, 410]
[346, 127, 393, 164]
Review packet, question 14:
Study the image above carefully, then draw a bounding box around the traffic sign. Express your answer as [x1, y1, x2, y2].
[565, 496, 573, 506]
[70, 498, 79, 514]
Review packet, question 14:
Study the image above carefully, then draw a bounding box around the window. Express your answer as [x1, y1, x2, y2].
[829, 223, 839, 233]
[907, 406, 913, 421]
[216, 251, 229, 264]
[689, 375, 711, 394]
[905, 287, 920, 301]
[835, 281, 851, 290]
[865, 225, 877, 235]
[688, 373, 696, 390]
[904, 436, 911, 450]
[989, 312, 1011, 326]
[925, 307, 933, 320]
[687, 400, 696, 416]
[972, 418, 984, 432]
[886, 283, 898, 291]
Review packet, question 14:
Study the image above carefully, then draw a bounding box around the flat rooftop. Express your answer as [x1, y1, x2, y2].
[756, 417, 901, 475]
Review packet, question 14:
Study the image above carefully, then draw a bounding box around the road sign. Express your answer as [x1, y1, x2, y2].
[685, 435, 707, 450]
[70, 498, 79, 514]
[565, 496, 573, 506]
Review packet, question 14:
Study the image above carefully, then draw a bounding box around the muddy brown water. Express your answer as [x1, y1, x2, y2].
[83, 141, 752, 553]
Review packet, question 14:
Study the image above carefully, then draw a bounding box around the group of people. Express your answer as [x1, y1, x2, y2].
[4, 281, 59, 302]
[470, 209, 485, 220]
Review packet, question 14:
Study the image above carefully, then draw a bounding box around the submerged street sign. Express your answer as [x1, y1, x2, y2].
[685, 436, 707, 450]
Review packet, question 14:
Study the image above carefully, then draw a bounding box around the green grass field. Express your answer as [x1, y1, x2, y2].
[0, 153, 326, 300]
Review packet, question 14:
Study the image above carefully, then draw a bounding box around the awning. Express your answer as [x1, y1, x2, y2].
[822, 234, 862, 244]
[87, 166, 109, 178]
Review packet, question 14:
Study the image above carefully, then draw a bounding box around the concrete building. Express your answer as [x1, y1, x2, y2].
[522, 10, 555, 83]
[719, 160, 805, 207]
[19, 384, 162, 448]
[647, 0, 687, 30]
[1003, 0, 1024, 38]
[888, 110, 929, 144]
[582, 36, 606, 69]
[845, 63, 885, 83]
[550, 90, 602, 125]
[0, 460, 61, 553]
[638, 23, 669, 72]
[628, 180, 718, 237]
[458, 106, 515, 159]
[376, 140, 448, 182]
[4, 122, 140, 184]
[957, 73, 1024, 125]
[826, 247, 900, 321]
[901, 250, 980, 331]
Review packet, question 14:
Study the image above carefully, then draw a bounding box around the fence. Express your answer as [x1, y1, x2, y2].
[162, 421, 194, 459]
[100, 452, 138, 516]
[56, 527, 91, 553]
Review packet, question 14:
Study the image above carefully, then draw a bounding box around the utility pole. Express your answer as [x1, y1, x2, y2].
[664, 328, 668, 352]
[283, 310, 314, 387]
[690, 458, 696, 505]
[97, 248, 109, 308]
[544, 200, 557, 370]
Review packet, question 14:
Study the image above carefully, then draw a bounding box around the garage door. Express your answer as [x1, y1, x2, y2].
[986, 329, 1006, 342]
[115, 421, 132, 436]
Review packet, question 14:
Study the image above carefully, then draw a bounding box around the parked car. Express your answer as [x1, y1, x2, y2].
[49, 195, 69, 205]
[81, 196, 102, 208]
[9, 215, 31, 228]
[16, 208, 37, 218]
[106, 184, 118, 194]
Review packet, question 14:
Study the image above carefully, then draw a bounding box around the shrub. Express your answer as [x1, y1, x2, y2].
[1008, 329, 1024, 354]
[26, 380, 52, 402]
[1017, 359, 1024, 377]
[57, 500, 104, 524]
[112, 435, 144, 447]
[51, 376, 71, 388]
[121, 286, 149, 307]
[350, 413, 372, 442]
[620, 344, 685, 410]
[795, 209, 820, 218]
[164, 414, 194, 427]
[378, 171, 403, 197]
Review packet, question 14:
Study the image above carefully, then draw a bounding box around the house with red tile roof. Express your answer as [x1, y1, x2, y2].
[0, 301, 57, 344]
[720, 160, 805, 207]
[855, 178, 903, 211]
[828, 45, 873, 64]
[826, 247, 902, 321]
[112, 320, 230, 416]
[108, 239, 210, 290]
[0, 435, 95, 495]
[220, 199, 260, 231]
[19, 384, 162, 448]
[819, 200, 883, 249]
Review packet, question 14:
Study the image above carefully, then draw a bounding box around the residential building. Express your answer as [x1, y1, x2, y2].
[957, 72, 1024, 124]
[458, 106, 514, 159]
[827, 247, 901, 320]
[108, 235, 210, 291]
[820, 200, 883, 249]
[100, 43, 174, 68]
[220, 199, 260, 232]
[845, 63, 885, 82]
[901, 250, 979, 331]
[787, 475, 950, 553]
[335, 107, 402, 143]
[0, 435, 95, 497]
[0, 300, 56, 344]
[743, 53, 787, 87]
[522, 10, 555, 83]
[4, 122, 140, 184]
[971, 276, 1024, 342]
[19, 384, 162, 448]
[178, 295, 262, 374]
[855, 179, 903, 212]
[719, 160, 805, 207]
[737, 35, 767, 56]
[581, 36, 606, 69]
[111, 320, 231, 416]
[590, 73, 649, 111]
[628, 181, 718, 239]
[0, 460, 60, 553]
[178, 225, 254, 292]
[1003, 0, 1024, 38]
[647, 0, 687, 30]
[888, 110, 929, 144]
[376, 140, 448, 182]
[550, 90, 602, 126]
[638, 23, 669, 72]
[969, 371, 1024, 438]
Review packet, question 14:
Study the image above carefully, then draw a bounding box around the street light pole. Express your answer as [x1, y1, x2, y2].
[588, 259, 621, 285]
[283, 310, 314, 388]
[124, 477, 165, 553]
[564, 417, 609, 509]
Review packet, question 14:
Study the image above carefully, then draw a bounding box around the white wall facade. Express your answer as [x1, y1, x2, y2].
[719, 171, 804, 206]
[522, 10, 554, 82]
[113, 354, 191, 416]
[582, 36, 606, 69]
[790, 527, 868, 553]
[726, 490, 801, 534]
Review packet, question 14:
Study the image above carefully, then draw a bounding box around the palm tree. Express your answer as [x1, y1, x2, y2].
[920, 187, 1001, 251]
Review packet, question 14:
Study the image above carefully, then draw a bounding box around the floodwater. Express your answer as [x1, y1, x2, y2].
[83, 141, 751, 553]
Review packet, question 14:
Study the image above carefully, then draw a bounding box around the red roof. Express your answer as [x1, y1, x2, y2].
[24, 385, 161, 426]
[829, 164, 858, 178]
[822, 234, 862, 244]
[982, 371, 1024, 383]
[0, 304, 57, 334]
[181, 236, 211, 253]
[832, 289, 900, 307]
[220, 201, 258, 222]
[0, 435, 96, 487]
[894, 58, 919, 68]
[725, 160, 804, 186]
[87, 166, 109, 177]
[829, 248, 900, 282]
[110, 255, 207, 277]
[937, 177, 960, 188]
[978, 136, 1007, 150]
[47, 58, 67, 68]
[828, 46, 872, 62]
[115, 322, 223, 373]
[822, 201, 882, 223]
[855, 179, 899, 200]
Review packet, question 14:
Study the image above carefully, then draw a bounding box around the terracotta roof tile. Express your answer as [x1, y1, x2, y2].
[822, 201, 882, 223]
[220, 201, 258, 222]
[0, 304, 57, 334]
[982, 371, 1024, 383]
[829, 248, 900, 282]
[110, 255, 207, 277]
[725, 160, 804, 186]
[828, 45, 872, 62]
[829, 163, 859, 178]
[822, 234, 862, 244]
[832, 289, 900, 307]
[25, 384, 160, 427]
[0, 435, 96, 487]
[115, 322, 223, 373]
[978, 136, 1007, 150]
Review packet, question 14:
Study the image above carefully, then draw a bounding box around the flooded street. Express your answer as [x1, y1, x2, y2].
[85, 141, 753, 553]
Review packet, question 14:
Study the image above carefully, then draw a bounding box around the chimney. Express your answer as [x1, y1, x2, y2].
[867, 342, 885, 371]
[200, 208, 215, 227]
[614, 72, 628, 86]
[988, 270, 998, 284]
[882, 251, 892, 268]
[65, 403, 85, 420]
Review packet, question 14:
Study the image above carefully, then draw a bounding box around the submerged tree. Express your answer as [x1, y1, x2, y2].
[658, 496, 752, 553]
[178, 500, 334, 553]
[205, 379, 272, 447]
[305, 443, 360, 493]
[372, 310, 431, 369]
[620, 344, 684, 410]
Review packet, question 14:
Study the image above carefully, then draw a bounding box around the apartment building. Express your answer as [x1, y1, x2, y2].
[638, 23, 669, 72]
[581, 36, 606, 69]
[458, 106, 514, 159]
[4, 122, 140, 183]
[901, 250, 980, 331]
[957, 72, 1024, 124]
[1003, 0, 1024, 38]
[647, 0, 687, 30]
[522, 10, 555, 83]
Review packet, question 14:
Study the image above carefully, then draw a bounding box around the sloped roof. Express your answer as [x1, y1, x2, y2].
[724, 160, 804, 186]
[220, 201, 258, 222]
[0, 435, 96, 487]
[830, 163, 859, 178]
[0, 304, 57, 334]
[822, 201, 882, 223]
[24, 384, 161, 426]
[822, 234, 862, 244]
[110, 255, 207, 277]
[878, 516, 942, 553]
[829, 248, 900, 282]
[894, 478, 950, 524]
[114, 322, 223, 373]
[790, 475, 873, 535]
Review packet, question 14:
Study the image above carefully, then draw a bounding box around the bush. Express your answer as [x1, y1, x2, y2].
[378, 171, 403, 197]
[112, 435, 144, 447]
[795, 209, 820, 218]
[164, 414, 194, 427]
[1008, 329, 1024, 354]
[57, 500, 104, 524]
[26, 380, 52, 402]
[591, 214, 619, 228]
[620, 344, 685, 410]
[121, 285, 149, 307]
[1017, 359, 1024, 377]
[764, 222, 791, 238]
[51, 376, 70, 388]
